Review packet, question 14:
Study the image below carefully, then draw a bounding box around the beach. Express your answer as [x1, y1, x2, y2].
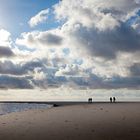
[0, 103, 139, 140]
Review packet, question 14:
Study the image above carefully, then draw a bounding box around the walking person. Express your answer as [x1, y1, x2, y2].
[110, 97, 112, 103]
[113, 97, 116, 103]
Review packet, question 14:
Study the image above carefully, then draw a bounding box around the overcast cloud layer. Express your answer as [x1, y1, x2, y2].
[0, 0, 140, 89]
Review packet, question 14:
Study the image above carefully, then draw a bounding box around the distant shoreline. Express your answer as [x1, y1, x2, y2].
[0, 101, 140, 106]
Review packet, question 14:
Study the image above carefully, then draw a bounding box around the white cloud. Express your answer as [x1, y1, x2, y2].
[28, 9, 49, 27]
[16, 29, 64, 49]
[132, 16, 140, 33]
[96, 13, 120, 31]
[0, 29, 15, 58]
[55, 64, 88, 77]
[54, 0, 140, 29]
[0, 29, 11, 46]
[14, 0, 140, 89]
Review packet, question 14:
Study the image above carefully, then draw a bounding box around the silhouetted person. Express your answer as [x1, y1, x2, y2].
[88, 98, 92, 103]
[110, 97, 112, 103]
[113, 97, 116, 103]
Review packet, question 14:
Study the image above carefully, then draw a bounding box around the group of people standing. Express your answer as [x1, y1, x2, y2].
[110, 97, 116, 103]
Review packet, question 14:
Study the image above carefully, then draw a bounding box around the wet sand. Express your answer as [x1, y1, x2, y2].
[0, 103, 139, 140]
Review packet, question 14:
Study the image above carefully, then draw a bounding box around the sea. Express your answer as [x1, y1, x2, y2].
[0, 88, 139, 115]
[0, 103, 52, 115]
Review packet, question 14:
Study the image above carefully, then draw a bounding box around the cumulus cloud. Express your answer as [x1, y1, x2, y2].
[0, 59, 44, 76]
[55, 64, 88, 77]
[0, 57, 139, 89]
[18, 0, 140, 59]
[132, 16, 140, 33]
[16, 29, 63, 49]
[0, 59, 57, 89]
[105, 76, 140, 89]
[40, 33, 63, 46]
[0, 75, 33, 89]
[0, 29, 15, 58]
[54, 0, 140, 27]
[0, 29, 12, 47]
[29, 9, 49, 27]
[70, 23, 140, 59]
[0, 46, 14, 57]
[0, 61, 23, 75]
[14, 0, 140, 89]
[53, 0, 140, 60]
[130, 63, 140, 76]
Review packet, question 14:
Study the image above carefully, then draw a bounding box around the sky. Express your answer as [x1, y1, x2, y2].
[0, 0, 140, 99]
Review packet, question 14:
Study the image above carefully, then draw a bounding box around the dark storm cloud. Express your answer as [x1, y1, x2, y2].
[0, 59, 59, 89]
[0, 46, 14, 57]
[0, 60, 45, 76]
[73, 23, 140, 59]
[105, 76, 140, 89]
[38, 33, 63, 46]
[101, 8, 125, 16]
[0, 61, 25, 75]
[130, 63, 140, 76]
[0, 59, 139, 89]
[60, 73, 140, 89]
[32, 75, 67, 89]
[0, 75, 33, 89]
[22, 60, 45, 71]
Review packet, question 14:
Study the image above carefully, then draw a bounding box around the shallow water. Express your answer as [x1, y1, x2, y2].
[0, 103, 52, 115]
